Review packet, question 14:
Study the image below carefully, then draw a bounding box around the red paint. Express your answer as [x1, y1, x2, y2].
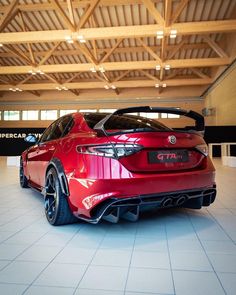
[21, 111, 216, 219]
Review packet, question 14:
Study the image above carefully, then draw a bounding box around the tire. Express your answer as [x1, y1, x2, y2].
[19, 158, 28, 188]
[44, 167, 78, 226]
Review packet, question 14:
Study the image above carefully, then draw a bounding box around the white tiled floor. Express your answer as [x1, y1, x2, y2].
[0, 157, 236, 295]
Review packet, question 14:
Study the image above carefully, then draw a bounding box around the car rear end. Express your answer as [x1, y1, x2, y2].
[67, 107, 216, 223]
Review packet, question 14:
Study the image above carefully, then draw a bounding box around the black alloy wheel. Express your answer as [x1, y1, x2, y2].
[19, 158, 28, 188]
[44, 168, 78, 226]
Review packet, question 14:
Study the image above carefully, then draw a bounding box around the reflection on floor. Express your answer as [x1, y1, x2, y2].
[0, 157, 236, 295]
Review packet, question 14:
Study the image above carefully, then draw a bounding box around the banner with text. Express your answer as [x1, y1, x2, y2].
[0, 128, 45, 156]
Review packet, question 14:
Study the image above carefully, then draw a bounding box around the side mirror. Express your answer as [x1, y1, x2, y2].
[24, 134, 37, 143]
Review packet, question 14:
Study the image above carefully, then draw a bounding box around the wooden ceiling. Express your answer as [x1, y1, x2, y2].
[0, 0, 236, 97]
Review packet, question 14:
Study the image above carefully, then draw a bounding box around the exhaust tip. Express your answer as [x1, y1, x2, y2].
[162, 198, 173, 208]
[176, 195, 187, 206]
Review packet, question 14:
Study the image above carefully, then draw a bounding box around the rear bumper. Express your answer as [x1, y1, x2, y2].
[75, 186, 217, 224]
[67, 157, 216, 220]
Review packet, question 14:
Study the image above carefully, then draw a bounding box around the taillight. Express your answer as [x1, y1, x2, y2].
[77, 144, 143, 159]
[195, 144, 208, 156]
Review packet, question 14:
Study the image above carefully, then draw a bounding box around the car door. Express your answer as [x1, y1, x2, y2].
[26, 123, 55, 186]
[37, 115, 74, 186]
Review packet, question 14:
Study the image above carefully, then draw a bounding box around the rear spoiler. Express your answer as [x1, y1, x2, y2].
[94, 106, 205, 136]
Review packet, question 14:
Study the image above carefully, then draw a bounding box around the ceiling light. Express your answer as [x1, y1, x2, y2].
[104, 85, 109, 89]
[77, 35, 86, 43]
[65, 35, 74, 44]
[162, 83, 167, 88]
[56, 86, 62, 90]
[28, 70, 33, 74]
[155, 84, 160, 88]
[99, 67, 105, 73]
[9, 87, 22, 92]
[155, 65, 161, 71]
[111, 85, 116, 89]
[170, 29, 177, 38]
[156, 31, 164, 39]
[62, 86, 68, 90]
[90, 67, 97, 73]
[0, 43, 3, 47]
[36, 69, 44, 75]
[165, 64, 171, 70]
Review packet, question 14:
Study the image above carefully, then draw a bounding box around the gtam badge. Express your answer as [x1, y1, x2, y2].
[168, 135, 177, 145]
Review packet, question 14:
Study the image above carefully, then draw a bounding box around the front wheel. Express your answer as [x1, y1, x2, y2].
[44, 168, 78, 226]
[19, 158, 28, 188]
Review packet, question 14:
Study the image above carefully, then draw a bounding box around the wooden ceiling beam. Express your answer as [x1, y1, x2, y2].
[76, 0, 100, 30]
[0, 1, 166, 13]
[171, 0, 189, 24]
[190, 68, 210, 79]
[66, 0, 75, 26]
[164, 0, 172, 27]
[74, 42, 98, 64]
[167, 36, 188, 59]
[203, 35, 228, 58]
[137, 37, 162, 62]
[0, 58, 230, 75]
[16, 75, 33, 85]
[0, 78, 212, 91]
[38, 42, 61, 66]
[49, 0, 76, 31]
[138, 70, 160, 82]
[99, 38, 123, 63]
[0, 0, 19, 31]
[18, 11, 36, 65]
[27, 90, 41, 97]
[113, 70, 132, 82]
[142, 0, 164, 25]
[1, 20, 236, 44]
[0, 43, 211, 59]
[4, 45, 32, 65]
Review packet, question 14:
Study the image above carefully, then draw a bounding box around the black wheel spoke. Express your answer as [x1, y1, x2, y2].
[45, 172, 57, 220]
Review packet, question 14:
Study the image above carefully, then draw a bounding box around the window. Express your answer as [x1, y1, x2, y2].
[160, 108, 180, 119]
[79, 109, 97, 113]
[0, 111, 1, 120]
[39, 116, 74, 143]
[84, 113, 171, 133]
[60, 110, 76, 117]
[49, 116, 73, 141]
[4, 111, 20, 121]
[22, 110, 39, 120]
[41, 110, 57, 120]
[39, 124, 55, 143]
[98, 109, 117, 113]
[140, 112, 158, 119]
[167, 113, 180, 118]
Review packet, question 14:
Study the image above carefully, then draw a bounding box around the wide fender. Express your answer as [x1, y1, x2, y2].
[45, 158, 69, 197]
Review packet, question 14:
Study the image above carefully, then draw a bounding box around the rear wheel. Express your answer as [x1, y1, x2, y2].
[19, 158, 28, 188]
[44, 168, 78, 226]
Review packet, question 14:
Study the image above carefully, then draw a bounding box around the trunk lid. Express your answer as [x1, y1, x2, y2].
[112, 131, 206, 173]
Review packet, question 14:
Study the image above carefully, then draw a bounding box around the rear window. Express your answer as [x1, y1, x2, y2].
[83, 113, 171, 133]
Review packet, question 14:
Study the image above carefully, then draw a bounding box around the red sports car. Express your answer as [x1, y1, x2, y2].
[20, 106, 216, 225]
